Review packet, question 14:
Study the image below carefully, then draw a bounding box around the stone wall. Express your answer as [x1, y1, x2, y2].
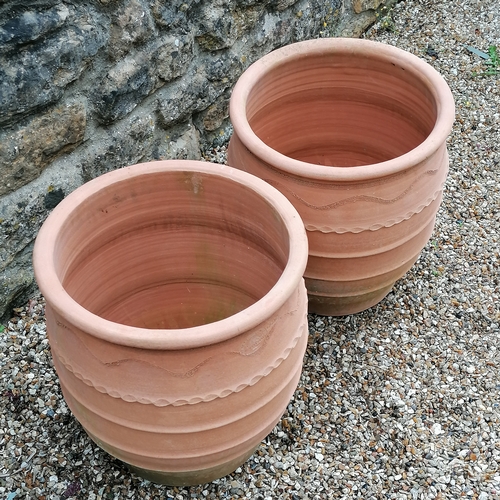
[0, 0, 395, 321]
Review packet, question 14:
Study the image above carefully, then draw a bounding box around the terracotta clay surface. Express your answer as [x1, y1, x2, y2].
[228, 37, 455, 315]
[33, 160, 309, 485]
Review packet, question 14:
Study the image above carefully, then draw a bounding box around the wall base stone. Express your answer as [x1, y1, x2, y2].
[335, 0, 397, 37]
[0, 102, 86, 196]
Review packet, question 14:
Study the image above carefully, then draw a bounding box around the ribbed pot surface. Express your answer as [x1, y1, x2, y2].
[228, 38, 455, 315]
[33, 160, 309, 485]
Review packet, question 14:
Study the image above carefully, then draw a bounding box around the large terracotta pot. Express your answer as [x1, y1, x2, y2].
[33, 160, 308, 485]
[228, 38, 455, 316]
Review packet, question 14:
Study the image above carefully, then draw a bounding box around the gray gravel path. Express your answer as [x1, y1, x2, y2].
[1, 0, 499, 498]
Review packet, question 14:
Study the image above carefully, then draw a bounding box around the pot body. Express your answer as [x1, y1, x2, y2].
[228, 38, 455, 315]
[33, 160, 309, 485]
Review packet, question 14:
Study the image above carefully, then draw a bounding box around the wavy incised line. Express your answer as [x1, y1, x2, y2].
[306, 187, 444, 233]
[266, 168, 438, 211]
[54, 322, 307, 407]
[65, 294, 300, 379]
[51, 290, 307, 406]
[104, 353, 218, 379]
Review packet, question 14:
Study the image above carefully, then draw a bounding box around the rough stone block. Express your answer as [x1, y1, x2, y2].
[156, 51, 236, 130]
[156, 73, 209, 128]
[151, 0, 199, 29]
[0, 3, 69, 48]
[254, 11, 293, 49]
[79, 114, 156, 182]
[292, 0, 338, 42]
[108, 0, 155, 60]
[196, 1, 265, 51]
[198, 94, 230, 132]
[156, 47, 239, 129]
[232, 4, 267, 36]
[0, 102, 86, 196]
[95, 35, 193, 124]
[234, 0, 271, 5]
[193, 90, 232, 148]
[0, 6, 107, 127]
[156, 34, 194, 82]
[271, 0, 301, 11]
[0, 182, 72, 322]
[335, 0, 387, 37]
[1, 249, 39, 323]
[353, 0, 385, 14]
[95, 57, 153, 124]
[160, 121, 201, 160]
[196, 2, 237, 51]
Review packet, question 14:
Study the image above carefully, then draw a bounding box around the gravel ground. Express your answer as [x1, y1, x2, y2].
[1, 0, 500, 498]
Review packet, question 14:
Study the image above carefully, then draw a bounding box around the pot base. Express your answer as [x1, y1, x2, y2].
[125, 447, 258, 486]
[306, 248, 422, 316]
[307, 282, 394, 316]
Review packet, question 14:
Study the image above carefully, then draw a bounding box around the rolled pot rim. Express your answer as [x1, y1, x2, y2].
[229, 37, 456, 182]
[33, 160, 309, 350]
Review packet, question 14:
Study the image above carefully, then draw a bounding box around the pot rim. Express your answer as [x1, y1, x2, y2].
[33, 160, 308, 350]
[229, 37, 456, 182]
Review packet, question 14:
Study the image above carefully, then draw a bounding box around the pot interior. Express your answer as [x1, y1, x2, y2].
[54, 170, 290, 329]
[247, 50, 438, 167]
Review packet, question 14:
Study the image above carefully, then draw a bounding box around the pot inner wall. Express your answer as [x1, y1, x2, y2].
[247, 53, 437, 167]
[55, 171, 289, 330]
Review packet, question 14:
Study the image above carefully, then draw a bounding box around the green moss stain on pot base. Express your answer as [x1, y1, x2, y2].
[126, 447, 259, 486]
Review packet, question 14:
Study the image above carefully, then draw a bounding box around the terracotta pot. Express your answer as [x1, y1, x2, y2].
[33, 160, 308, 485]
[228, 38, 455, 316]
